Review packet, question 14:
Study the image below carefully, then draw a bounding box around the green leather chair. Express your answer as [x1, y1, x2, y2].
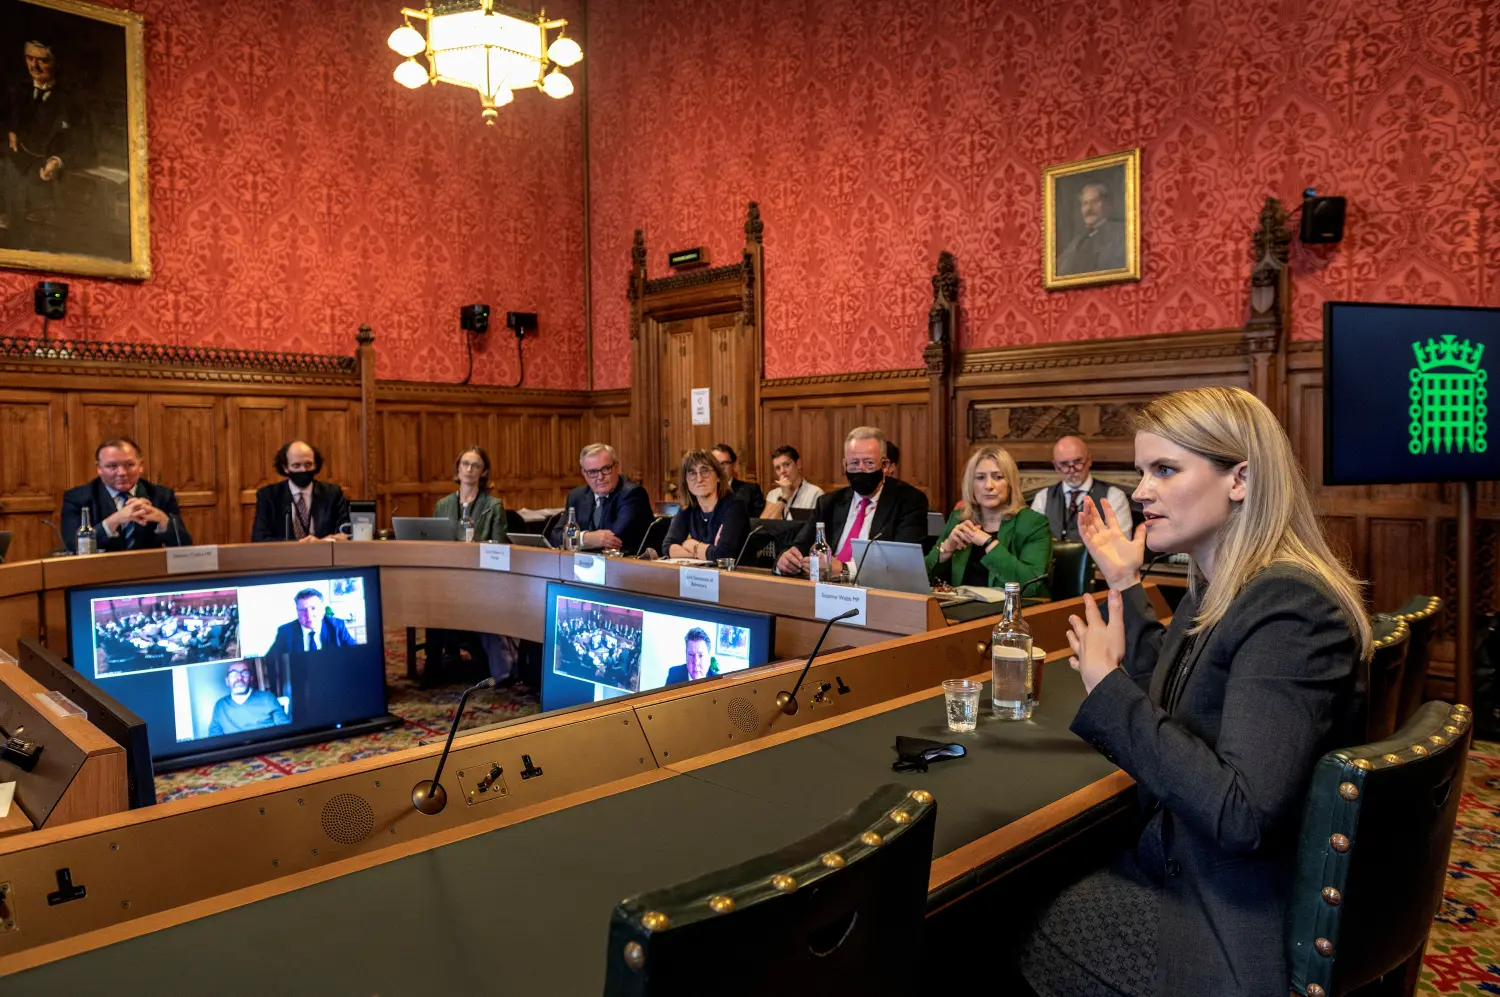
[604, 784, 936, 997]
[1048, 541, 1092, 601]
[1381, 596, 1443, 728]
[1286, 700, 1472, 997]
[1365, 618, 1411, 741]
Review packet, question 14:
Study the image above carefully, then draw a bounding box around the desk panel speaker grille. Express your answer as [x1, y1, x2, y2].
[321, 793, 375, 844]
[727, 697, 759, 732]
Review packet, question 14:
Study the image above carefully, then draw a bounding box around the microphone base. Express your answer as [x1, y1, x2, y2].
[412, 780, 447, 815]
[774, 691, 798, 716]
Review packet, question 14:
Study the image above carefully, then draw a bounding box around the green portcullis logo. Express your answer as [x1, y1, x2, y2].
[1409, 335, 1487, 454]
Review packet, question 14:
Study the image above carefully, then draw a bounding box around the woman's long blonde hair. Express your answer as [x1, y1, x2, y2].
[959, 445, 1026, 523]
[1136, 387, 1371, 659]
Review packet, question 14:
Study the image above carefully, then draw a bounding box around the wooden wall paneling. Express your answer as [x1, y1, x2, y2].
[378, 408, 424, 524]
[0, 390, 68, 562]
[710, 311, 756, 484]
[301, 400, 361, 501]
[553, 411, 584, 509]
[145, 394, 224, 546]
[67, 393, 147, 486]
[225, 397, 296, 543]
[417, 410, 461, 516]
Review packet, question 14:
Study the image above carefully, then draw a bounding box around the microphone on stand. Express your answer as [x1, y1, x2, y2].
[774, 607, 859, 717]
[284, 511, 293, 542]
[850, 531, 885, 581]
[40, 519, 70, 557]
[1019, 572, 1049, 595]
[734, 526, 770, 569]
[412, 676, 497, 815]
[635, 516, 670, 558]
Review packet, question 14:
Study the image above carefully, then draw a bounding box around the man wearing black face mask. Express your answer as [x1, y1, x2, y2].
[250, 440, 352, 542]
[775, 426, 928, 580]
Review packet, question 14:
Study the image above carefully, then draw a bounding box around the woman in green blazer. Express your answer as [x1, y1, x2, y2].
[927, 445, 1052, 596]
[434, 446, 510, 543]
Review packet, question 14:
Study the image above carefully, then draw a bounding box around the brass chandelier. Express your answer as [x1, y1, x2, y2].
[388, 1, 582, 125]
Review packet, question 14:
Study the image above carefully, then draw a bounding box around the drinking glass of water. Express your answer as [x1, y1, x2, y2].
[942, 678, 983, 733]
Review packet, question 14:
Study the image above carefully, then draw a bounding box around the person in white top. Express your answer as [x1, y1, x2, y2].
[1030, 436, 1132, 542]
[760, 445, 825, 520]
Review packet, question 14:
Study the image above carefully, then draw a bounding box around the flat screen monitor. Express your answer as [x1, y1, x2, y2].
[65, 566, 397, 770]
[1324, 302, 1500, 486]
[17, 636, 156, 809]
[540, 581, 775, 713]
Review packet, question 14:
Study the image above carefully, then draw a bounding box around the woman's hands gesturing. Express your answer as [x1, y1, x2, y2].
[1079, 497, 1146, 592]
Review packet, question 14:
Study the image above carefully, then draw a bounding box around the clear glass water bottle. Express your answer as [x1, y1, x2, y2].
[460, 504, 476, 543]
[991, 581, 1035, 720]
[75, 507, 97, 556]
[808, 522, 832, 582]
[562, 508, 581, 552]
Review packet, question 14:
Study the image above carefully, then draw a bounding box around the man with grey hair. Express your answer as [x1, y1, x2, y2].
[548, 442, 653, 553]
[776, 426, 929, 580]
[1055, 180, 1127, 276]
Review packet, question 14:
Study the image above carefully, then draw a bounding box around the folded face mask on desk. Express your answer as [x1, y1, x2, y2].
[892, 735, 967, 773]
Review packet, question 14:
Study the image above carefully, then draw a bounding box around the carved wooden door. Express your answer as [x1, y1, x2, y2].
[657, 311, 757, 500]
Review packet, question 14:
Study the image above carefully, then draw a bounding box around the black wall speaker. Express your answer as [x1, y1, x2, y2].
[460, 304, 490, 334]
[1300, 193, 1346, 244]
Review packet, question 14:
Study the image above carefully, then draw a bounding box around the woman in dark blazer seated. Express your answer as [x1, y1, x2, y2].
[661, 449, 749, 561]
[926, 444, 1051, 595]
[1018, 386, 1371, 997]
[433, 446, 509, 543]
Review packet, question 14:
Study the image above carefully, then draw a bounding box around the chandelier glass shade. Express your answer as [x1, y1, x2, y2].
[388, 1, 581, 125]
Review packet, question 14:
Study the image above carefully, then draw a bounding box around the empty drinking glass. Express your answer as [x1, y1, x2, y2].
[942, 678, 983, 733]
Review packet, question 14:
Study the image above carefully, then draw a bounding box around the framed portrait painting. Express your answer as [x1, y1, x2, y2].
[1043, 148, 1140, 290]
[0, 0, 150, 279]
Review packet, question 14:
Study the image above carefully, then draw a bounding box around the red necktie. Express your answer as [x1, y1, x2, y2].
[836, 497, 871, 563]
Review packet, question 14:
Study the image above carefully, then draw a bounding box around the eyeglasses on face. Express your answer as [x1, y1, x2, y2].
[1054, 458, 1087, 472]
[458, 459, 486, 471]
[582, 463, 617, 479]
[685, 465, 717, 480]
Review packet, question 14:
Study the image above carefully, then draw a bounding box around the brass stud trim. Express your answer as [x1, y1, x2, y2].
[821, 852, 846, 869]
[640, 911, 670, 931]
[770, 874, 797, 893]
[1454, 703, 1472, 714]
[623, 941, 645, 971]
[1307, 983, 1327, 997]
[1338, 782, 1359, 801]
[1382, 753, 1403, 764]
[1329, 833, 1350, 853]
[1411, 744, 1429, 756]
[1429, 734, 1447, 745]
[1314, 937, 1334, 957]
[890, 810, 912, 825]
[860, 831, 883, 847]
[1322, 887, 1342, 906]
[1352, 758, 1373, 771]
[1333, 752, 1351, 762]
[1445, 725, 1461, 735]
[909, 789, 934, 805]
[708, 895, 736, 914]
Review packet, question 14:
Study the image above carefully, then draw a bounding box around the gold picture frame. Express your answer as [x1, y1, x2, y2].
[0, 0, 150, 279]
[1043, 148, 1140, 290]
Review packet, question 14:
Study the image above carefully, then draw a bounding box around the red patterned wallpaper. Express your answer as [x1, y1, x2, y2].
[0, 0, 585, 387]
[586, 0, 1500, 387]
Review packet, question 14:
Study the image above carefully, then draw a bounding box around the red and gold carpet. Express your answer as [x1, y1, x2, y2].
[154, 632, 1500, 993]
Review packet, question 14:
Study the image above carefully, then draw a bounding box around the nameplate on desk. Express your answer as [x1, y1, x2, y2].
[815, 583, 867, 626]
[167, 546, 219, 575]
[479, 543, 511, 572]
[573, 553, 607, 586]
[679, 568, 719, 603]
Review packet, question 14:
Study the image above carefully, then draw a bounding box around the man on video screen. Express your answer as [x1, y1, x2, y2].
[264, 588, 356, 657]
[664, 628, 718, 685]
[207, 662, 289, 736]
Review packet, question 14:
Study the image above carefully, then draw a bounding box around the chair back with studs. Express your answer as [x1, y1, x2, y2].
[603, 784, 936, 997]
[1385, 596, 1442, 727]
[1286, 700, 1471, 997]
[1365, 617, 1411, 740]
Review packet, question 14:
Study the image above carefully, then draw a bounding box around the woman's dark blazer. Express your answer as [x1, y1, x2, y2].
[1070, 563, 1363, 997]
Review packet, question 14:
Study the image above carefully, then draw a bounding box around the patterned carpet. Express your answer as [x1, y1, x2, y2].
[154, 629, 539, 804]
[154, 634, 1500, 992]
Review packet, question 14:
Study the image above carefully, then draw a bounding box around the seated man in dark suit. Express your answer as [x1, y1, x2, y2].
[775, 426, 928, 582]
[663, 627, 717, 685]
[250, 440, 351, 542]
[263, 588, 357, 657]
[61, 437, 192, 552]
[206, 661, 290, 737]
[548, 443, 654, 554]
[711, 443, 766, 518]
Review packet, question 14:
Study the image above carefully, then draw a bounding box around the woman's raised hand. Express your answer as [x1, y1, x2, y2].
[1078, 496, 1146, 591]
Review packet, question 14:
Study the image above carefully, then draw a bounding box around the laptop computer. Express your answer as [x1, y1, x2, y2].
[850, 538, 969, 604]
[788, 507, 816, 522]
[510, 533, 553, 549]
[392, 517, 458, 542]
[927, 511, 947, 537]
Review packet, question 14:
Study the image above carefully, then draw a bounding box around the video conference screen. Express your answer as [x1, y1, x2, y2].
[540, 581, 775, 713]
[1325, 302, 1500, 486]
[66, 567, 388, 762]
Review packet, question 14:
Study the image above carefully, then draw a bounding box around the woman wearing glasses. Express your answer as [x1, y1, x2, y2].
[927, 445, 1051, 594]
[661, 449, 750, 562]
[434, 446, 510, 543]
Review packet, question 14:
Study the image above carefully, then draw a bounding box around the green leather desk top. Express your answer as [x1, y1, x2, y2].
[8, 665, 1121, 997]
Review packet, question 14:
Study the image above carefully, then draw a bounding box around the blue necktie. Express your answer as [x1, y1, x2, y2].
[116, 492, 137, 547]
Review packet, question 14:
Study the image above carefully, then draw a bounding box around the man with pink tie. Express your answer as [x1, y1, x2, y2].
[775, 426, 929, 581]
